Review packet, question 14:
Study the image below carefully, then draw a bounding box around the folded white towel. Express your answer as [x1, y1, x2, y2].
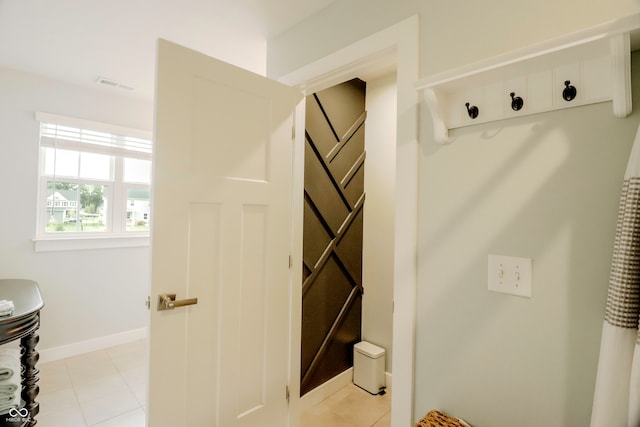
[0, 383, 18, 396]
[0, 392, 20, 415]
[0, 349, 20, 400]
[0, 300, 14, 317]
[0, 349, 20, 382]
[0, 349, 21, 416]
[0, 394, 14, 405]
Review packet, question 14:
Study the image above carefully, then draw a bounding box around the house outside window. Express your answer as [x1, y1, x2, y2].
[35, 112, 152, 249]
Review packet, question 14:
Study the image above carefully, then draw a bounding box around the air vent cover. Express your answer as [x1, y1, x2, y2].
[97, 77, 134, 91]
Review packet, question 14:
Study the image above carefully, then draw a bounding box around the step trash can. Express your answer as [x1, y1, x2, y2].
[353, 341, 385, 395]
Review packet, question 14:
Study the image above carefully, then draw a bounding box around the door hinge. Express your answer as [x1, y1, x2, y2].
[292, 125, 296, 140]
[145, 296, 150, 310]
[289, 255, 293, 269]
[286, 385, 290, 404]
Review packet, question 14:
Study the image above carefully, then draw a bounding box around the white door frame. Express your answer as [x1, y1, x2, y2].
[277, 15, 419, 427]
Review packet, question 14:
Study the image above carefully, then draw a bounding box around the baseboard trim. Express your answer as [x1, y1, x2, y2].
[39, 327, 148, 363]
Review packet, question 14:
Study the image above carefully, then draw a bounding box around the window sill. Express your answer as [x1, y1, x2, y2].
[33, 235, 150, 252]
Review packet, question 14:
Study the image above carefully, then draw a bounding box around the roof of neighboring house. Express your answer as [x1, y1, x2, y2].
[47, 189, 78, 202]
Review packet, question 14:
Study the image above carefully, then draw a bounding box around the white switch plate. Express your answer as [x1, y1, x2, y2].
[488, 254, 532, 298]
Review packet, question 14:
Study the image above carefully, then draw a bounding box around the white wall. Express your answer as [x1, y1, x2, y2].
[267, 1, 640, 425]
[362, 72, 397, 373]
[0, 66, 152, 352]
[415, 55, 639, 427]
[267, 0, 639, 78]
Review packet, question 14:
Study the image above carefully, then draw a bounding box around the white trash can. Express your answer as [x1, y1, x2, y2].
[353, 341, 385, 394]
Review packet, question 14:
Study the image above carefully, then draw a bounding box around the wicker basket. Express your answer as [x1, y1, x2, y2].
[415, 410, 471, 427]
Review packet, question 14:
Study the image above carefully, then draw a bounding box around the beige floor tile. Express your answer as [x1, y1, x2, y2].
[129, 380, 147, 407]
[106, 340, 146, 358]
[79, 389, 140, 426]
[301, 383, 391, 427]
[325, 384, 390, 426]
[40, 340, 389, 427]
[39, 359, 68, 375]
[65, 350, 113, 369]
[300, 409, 356, 427]
[372, 411, 391, 427]
[91, 408, 145, 427]
[38, 361, 74, 392]
[38, 387, 80, 415]
[36, 405, 87, 427]
[67, 363, 121, 385]
[108, 341, 147, 372]
[120, 365, 147, 386]
[37, 343, 146, 427]
[73, 374, 130, 403]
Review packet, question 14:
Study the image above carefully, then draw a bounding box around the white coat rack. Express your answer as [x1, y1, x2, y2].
[416, 13, 640, 144]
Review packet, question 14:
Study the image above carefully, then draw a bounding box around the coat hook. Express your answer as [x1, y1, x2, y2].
[510, 92, 524, 111]
[465, 102, 479, 119]
[562, 80, 577, 102]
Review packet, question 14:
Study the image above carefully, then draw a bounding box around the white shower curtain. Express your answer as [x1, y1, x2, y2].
[591, 123, 640, 427]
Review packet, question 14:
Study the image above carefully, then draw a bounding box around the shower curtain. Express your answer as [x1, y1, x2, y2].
[591, 123, 640, 427]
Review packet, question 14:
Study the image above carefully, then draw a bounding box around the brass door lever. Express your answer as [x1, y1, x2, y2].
[157, 293, 198, 311]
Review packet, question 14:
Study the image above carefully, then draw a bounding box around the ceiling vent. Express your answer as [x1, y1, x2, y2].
[96, 77, 135, 91]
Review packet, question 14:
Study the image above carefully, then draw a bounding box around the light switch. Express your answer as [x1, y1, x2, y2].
[488, 254, 532, 298]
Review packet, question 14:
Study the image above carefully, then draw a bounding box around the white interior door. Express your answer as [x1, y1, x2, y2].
[148, 39, 300, 427]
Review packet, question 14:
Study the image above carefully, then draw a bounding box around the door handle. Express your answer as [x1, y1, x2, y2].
[157, 293, 198, 311]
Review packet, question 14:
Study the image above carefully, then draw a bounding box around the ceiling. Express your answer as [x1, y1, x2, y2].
[0, 0, 339, 101]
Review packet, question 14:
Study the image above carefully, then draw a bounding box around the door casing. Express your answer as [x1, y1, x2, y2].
[277, 15, 419, 427]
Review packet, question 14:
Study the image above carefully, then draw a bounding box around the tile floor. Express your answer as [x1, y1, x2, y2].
[300, 383, 391, 427]
[37, 340, 147, 427]
[36, 340, 390, 426]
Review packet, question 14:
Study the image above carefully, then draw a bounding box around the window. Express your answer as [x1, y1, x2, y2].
[35, 112, 152, 250]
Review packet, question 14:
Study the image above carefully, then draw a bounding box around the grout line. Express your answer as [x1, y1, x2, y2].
[88, 408, 144, 427]
[62, 353, 90, 427]
[369, 409, 391, 427]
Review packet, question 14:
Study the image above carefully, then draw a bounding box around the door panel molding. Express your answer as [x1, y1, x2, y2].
[150, 39, 298, 427]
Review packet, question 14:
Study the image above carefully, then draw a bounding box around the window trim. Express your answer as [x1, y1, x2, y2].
[34, 112, 152, 251]
[33, 235, 149, 252]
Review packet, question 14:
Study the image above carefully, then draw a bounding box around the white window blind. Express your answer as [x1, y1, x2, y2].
[36, 112, 152, 160]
